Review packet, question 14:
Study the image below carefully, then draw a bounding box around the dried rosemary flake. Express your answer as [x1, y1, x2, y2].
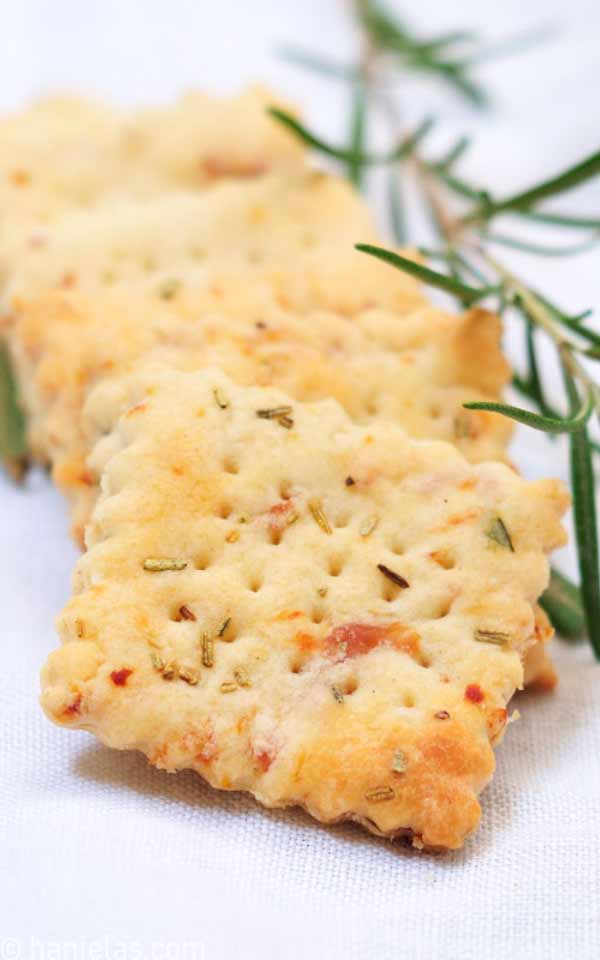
[474, 629, 510, 646]
[213, 388, 229, 410]
[178, 605, 196, 622]
[220, 681, 238, 694]
[201, 633, 214, 667]
[377, 563, 409, 589]
[150, 652, 165, 672]
[345, 476, 356, 487]
[179, 667, 199, 685]
[309, 499, 332, 535]
[391, 749, 408, 774]
[364, 785, 395, 803]
[331, 684, 344, 704]
[359, 514, 378, 537]
[286, 511, 299, 526]
[218, 617, 231, 638]
[234, 667, 251, 688]
[485, 517, 514, 552]
[225, 529, 240, 543]
[277, 414, 294, 429]
[143, 558, 187, 572]
[256, 405, 293, 420]
[158, 277, 181, 300]
[161, 661, 177, 680]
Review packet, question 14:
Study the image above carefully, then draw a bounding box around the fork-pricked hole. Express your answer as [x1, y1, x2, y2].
[388, 536, 405, 556]
[432, 595, 453, 620]
[430, 549, 456, 570]
[269, 527, 282, 546]
[223, 456, 239, 475]
[310, 604, 326, 625]
[382, 582, 404, 603]
[248, 574, 263, 593]
[279, 480, 293, 500]
[328, 555, 345, 578]
[290, 653, 311, 674]
[194, 549, 212, 571]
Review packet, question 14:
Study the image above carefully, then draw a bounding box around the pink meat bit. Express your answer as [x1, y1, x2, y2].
[325, 622, 421, 661]
[325, 622, 394, 659]
[255, 750, 275, 772]
[266, 499, 295, 534]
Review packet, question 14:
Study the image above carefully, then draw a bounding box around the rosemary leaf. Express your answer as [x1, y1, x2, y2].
[0, 341, 27, 481]
[435, 135, 471, 171]
[377, 563, 409, 588]
[469, 23, 556, 65]
[279, 47, 357, 81]
[429, 166, 490, 203]
[392, 116, 435, 161]
[524, 319, 551, 416]
[417, 31, 476, 55]
[539, 568, 585, 640]
[563, 370, 600, 657]
[482, 230, 600, 258]
[485, 517, 514, 551]
[514, 209, 600, 230]
[387, 169, 406, 243]
[531, 292, 600, 348]
[347, 80, 367, 188]
[267, 108, 368, 163]
[474, 629, 509, 645]
[463, 391, 594, 434]
[355, 243, 499, 305]
[463, 147, 600, 222]
[268, 108, 429, 168]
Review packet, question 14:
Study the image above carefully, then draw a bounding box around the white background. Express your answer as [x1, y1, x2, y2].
[1, 2, 599, 958]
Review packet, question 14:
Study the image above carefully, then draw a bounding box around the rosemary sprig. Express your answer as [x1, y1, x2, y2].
[355, 0, 487, 106]
[563, 368, 600, 656]
[276, 4, 600, 656]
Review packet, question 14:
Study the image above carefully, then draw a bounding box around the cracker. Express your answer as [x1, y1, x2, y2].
[0, 87, 303, 235]
[11, 277, 510, 540]
[41, 366, 568, 850]
[0, 171, 385, 305]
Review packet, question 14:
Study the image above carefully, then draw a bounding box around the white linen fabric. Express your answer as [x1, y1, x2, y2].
[1, 1, 599, 958]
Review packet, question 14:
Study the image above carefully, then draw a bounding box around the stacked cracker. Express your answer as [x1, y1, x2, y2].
[0, 90, 567, 849]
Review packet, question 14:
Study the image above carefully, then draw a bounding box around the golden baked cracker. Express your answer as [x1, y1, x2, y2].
[0, 171, 387, 304]
[0, 87, 303, 234]
[10, 276, 510, 540]
[41, 366, 568, 850]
